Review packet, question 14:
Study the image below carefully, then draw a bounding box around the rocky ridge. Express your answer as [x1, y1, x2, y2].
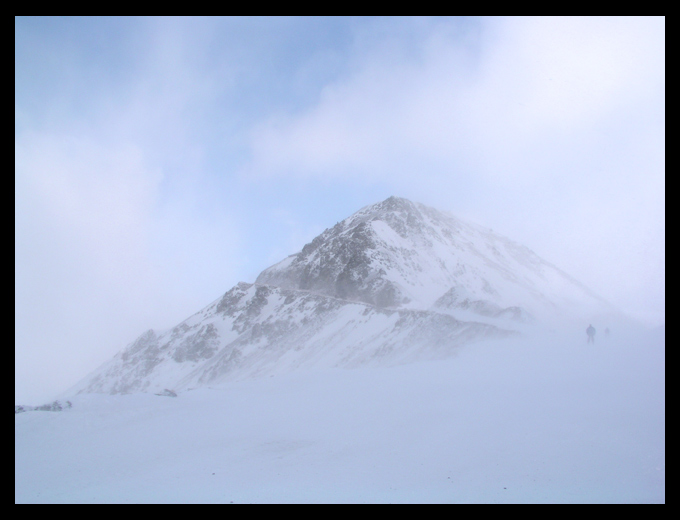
[70, 196, 611, 395]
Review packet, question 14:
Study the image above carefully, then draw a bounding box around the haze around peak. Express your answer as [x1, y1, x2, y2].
[16, 17, 664, 404]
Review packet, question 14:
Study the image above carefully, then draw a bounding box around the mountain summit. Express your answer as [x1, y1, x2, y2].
[258, 196, 607, 316]
[70, 197, 612, 395]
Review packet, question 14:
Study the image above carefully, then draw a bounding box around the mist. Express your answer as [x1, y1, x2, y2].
[16, 16, 663, 436]
[16, 320, 664, 503]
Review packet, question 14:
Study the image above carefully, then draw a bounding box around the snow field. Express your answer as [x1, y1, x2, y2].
[15, 322, 664, 503]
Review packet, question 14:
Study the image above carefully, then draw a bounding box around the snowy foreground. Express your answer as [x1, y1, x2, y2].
[16, 323, 664, 503]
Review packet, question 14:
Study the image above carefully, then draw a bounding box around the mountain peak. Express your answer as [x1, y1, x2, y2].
[257, 197, 609, 317]
[348, 196, 429, 238]
[370, 195, 417, 213]
[257, 197, 467, 308]
[255, 197, 425, 308]
[70, 197, 614, 396]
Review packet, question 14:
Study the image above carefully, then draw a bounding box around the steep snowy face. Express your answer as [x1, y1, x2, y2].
[257, 196, 607, 317]
[256, 196, 453, 307]
[72, 282, 511, 395]
[70, 196, 613, 397]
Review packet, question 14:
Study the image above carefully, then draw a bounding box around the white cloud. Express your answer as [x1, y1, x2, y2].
[15, 126, 244, 404]
[247, 17, 663, 182]
[243, 17, 664, 325]
[14, 17, 664, 404]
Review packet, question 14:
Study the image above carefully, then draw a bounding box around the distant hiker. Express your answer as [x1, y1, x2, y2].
[586, 324, 596, 343]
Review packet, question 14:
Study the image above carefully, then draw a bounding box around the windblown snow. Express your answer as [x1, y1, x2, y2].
[16, 196, 663, 503]
[15, 324, 664, 503]
[67, 197, 615, 396]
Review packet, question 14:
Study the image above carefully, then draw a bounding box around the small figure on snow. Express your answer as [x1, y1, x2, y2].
[586, 324, 596, 344]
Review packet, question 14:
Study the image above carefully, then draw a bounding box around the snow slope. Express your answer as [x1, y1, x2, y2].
[68, 282, 513, 395]
[257, 196, 613, 318]
[15, 322, 664, 503]
[67, 196, 616, 397]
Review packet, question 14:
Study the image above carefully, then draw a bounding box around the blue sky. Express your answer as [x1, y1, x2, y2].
[15, 17, 664, 404]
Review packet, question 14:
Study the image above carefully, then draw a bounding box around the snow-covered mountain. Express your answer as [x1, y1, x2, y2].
[71, 196, 613, 395]
[258, 196, 609, 317]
